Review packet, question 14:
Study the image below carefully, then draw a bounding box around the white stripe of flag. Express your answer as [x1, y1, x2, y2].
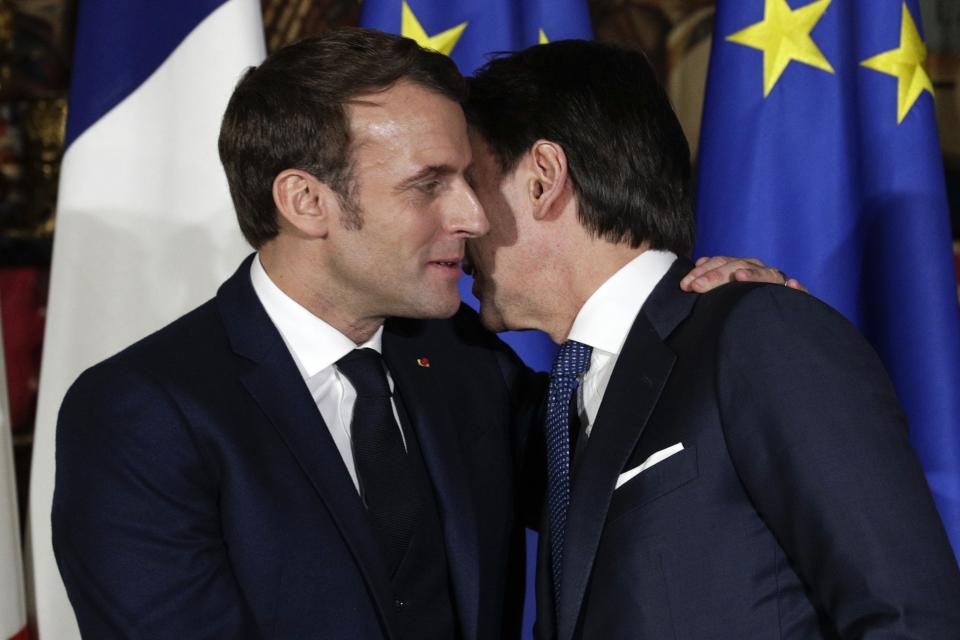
[27, 2, 265, 637]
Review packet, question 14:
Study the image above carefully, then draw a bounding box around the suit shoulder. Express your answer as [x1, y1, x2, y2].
[66, 297, 224, 401]
[686, 281, 857, 339]
[673, 283, 888, 391]
[692, 281, 789, 321]
[710, 283, 873, 354]
[706, 283, 896, 409]
[58, 297, 232, 472]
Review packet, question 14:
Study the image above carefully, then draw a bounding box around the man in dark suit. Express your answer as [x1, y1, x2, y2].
[464, 40, 960, 639]
[52, 30, 544, 640]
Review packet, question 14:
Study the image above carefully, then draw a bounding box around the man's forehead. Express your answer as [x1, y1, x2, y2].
[347, 80, 462, 118]
[347, 89, 469, 167]
[350, 87, 462, 133]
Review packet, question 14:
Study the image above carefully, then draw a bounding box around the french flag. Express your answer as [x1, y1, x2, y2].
[27, 2, 264, 638]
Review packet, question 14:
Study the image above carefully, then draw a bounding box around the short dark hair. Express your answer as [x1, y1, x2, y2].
[218, 28, 466, 248]
[466, 40, 694, 255]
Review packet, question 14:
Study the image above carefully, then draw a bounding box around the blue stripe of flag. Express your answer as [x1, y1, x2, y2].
[696, 0, 960, 556]
[66, 0, 229, 147]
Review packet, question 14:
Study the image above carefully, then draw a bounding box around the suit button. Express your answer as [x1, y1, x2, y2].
[394, 599, 406, 611]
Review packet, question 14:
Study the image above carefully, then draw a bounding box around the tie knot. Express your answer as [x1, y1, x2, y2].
[336, 348, 391, 398]
[551, 339, 592, 381]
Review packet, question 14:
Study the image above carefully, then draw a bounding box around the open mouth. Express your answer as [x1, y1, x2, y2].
[428, 259, 463, 275]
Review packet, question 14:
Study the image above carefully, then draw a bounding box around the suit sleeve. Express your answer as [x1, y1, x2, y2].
[717, 285, 960, 638]
[52, 361, 259, 639]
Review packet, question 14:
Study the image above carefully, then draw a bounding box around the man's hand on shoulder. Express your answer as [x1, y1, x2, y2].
[680, 255, 807, 293]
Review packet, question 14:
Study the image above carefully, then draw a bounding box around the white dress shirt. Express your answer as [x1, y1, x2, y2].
[250, 255, 403, 493]
[566, 250, 677, 437]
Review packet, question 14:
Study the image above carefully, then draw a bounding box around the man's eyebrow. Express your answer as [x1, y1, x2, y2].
[394, 165, 457, 192]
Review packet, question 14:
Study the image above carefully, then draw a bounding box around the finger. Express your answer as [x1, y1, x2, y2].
[695, 256, 734, 272]
[696, 258, 758, 283]
[681, 256, 734, 290]
[733, 267, 759, 281]
[686, 258, 766, 292]
[688, 265, 776, 291]
[785, 278, 808, 293]
[731, 266, 789, 284]
[687, 265, 743, 292]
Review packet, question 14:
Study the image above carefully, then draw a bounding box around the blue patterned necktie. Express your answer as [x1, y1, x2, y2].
[546, 339, 593, 613]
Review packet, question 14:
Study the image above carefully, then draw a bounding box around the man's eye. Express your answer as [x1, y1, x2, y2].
[419, 180, 442, 194]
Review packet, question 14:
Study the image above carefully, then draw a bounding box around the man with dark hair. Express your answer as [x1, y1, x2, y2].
[465, 40, 960, 639]
[52, 28, 793, 640]
[54, 29, 536, 640]
[218, 29, 467, 247]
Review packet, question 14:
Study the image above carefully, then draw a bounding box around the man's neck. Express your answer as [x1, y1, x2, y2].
[258, 246, 385, 345]
[544, 240, 649, 344]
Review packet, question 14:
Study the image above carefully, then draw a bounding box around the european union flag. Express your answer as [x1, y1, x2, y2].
[362, 0, 592, 372]
[696, 0, 960, 556]
[361, 0, 591, 75]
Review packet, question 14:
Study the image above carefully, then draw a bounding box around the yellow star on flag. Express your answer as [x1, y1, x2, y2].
[539, 29, 549, 44]
[727, 0, 834, 97]
[860, 2, 934, 124]
[401, 1, 467, 56]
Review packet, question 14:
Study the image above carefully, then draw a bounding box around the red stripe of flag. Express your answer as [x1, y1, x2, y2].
[9, 626, 30, 640]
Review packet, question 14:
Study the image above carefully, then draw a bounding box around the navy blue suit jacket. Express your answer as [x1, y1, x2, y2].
[53, 256, 541, 639]
[536, 258, 960, 639]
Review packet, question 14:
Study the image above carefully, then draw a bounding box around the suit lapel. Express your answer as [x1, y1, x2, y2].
[557, 258, 697, 640]
[216, 257, 400, 640]
[383, 324, 481, 640]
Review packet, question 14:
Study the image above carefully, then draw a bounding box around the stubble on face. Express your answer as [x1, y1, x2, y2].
[464, 129, 537, 334]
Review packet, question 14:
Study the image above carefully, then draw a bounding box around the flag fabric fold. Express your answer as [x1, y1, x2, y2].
[28, 2, 265, 638]
[0, 307, 29, 640]
[696, 0, 960, 556]
[362, 0, 592, 372]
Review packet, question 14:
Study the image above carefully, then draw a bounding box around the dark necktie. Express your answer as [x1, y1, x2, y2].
[336, 348, 420, 575]
[546, 339, 592, 613]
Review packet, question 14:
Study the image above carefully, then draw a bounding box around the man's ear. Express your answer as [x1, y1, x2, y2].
[272, 169, 335, 238]
[528, 140, 570, 221]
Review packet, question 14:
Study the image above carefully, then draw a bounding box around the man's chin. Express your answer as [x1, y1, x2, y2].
[478, 306, 508, 334]
[409, 293, 462, 320]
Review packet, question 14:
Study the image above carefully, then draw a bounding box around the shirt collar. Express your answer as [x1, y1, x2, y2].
[566, 250, 677, 356]
[250, 254, 383, 377]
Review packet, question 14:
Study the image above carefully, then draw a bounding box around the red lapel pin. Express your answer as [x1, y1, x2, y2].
[416, 357, 430, 367]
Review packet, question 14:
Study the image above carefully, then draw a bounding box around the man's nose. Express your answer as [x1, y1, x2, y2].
[445, 184, 489, 237]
